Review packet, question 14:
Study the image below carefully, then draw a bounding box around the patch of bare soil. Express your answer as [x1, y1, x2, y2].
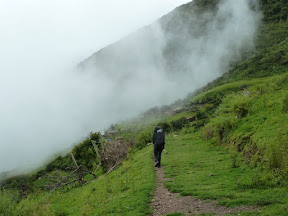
[150, 167, 258, 216]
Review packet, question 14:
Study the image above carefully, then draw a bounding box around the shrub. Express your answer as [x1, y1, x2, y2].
[45, 132, 102, 172]
[135, 139, 146, 150]
[1, 175, 33, 197]
[203, 103, 214, 111]
[193, 119, 209, 129]
[201, 124, 214, 139]
[72, 132, 101, 170]
[157, 122, 172, 133]
[217, 94, 251, 118]
[135, 129, 153, 150]
[195, 110, 207, 120]
[202, 116, 237, 144]
[138, 129, 153, 143]
[231, 95, 250, 118]
[45, 155, 73, 172]
[170, 117, 189, 131]
[181, 125, 195, 134]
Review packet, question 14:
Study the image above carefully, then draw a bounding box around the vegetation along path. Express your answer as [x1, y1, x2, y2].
[150, 165, 257, 216]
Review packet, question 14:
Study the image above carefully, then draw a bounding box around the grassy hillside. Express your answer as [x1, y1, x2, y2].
[2, 75, 287, 215]
[162, 73, 288, 215]
[197, 0, 288, 92]
[0, 147, 155, 216]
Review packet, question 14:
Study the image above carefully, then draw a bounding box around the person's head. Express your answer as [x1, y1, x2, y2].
[154, 126, 163, 133]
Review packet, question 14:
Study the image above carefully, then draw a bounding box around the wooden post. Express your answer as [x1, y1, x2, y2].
[92, 141, 101, 164]
[92, 142, 100, 159]
[70, 153, 79, 169]
[101, 141, 105, 156]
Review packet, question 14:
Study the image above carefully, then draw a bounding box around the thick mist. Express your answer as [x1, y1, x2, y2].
[80, 0, 262, 123]
[0, 0, 191, 173]
[0, 0, 261, 174]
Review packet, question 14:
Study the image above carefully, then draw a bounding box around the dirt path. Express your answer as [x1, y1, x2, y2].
[150, 166, 257, 216]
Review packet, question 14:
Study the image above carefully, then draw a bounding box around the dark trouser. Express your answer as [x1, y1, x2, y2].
[154, 143, 164, 166]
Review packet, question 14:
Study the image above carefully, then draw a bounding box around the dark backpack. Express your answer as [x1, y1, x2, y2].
[153, 126, 165, 145]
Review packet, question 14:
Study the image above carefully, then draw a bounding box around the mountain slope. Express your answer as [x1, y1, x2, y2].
[78, 0, 262, 103]
[195, 0, 288, 92]
[79, 0, 288, 97]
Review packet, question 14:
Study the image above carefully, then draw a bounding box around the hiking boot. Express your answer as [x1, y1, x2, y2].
[155, 162, 159, 167]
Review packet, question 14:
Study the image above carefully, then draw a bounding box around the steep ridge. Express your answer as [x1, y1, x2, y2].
[78, 0, 262, 99]
[78, 0, 222, 75]
[79, 0, 288, 95]
[195, 0, 288, 92]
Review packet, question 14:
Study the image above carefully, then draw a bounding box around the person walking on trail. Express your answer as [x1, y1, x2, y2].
[153, 126, 165, 168]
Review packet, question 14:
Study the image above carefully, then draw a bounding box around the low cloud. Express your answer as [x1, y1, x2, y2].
[0, 0, 261, 173]
[80, 0, 262, 124]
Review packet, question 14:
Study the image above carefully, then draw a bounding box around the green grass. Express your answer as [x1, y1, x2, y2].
[162, 133, 288, 215]
[2, 73, 287, 215]
[1, 79, 287, 215]
[191, 77, 269, 103]
[165, 212, 186, 216]
[1, 1, 288, 214]
[203, 73, 288, 172]
[1, 147, 155, 216]
[157, 73, 288, 216]
[118, 73, 288, 212]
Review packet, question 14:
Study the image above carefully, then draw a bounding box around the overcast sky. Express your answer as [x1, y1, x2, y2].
[0, 0, 192, 173]
[0, 0, 191, 66]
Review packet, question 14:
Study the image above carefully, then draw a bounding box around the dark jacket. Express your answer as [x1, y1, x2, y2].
[153, 126, 165, 145]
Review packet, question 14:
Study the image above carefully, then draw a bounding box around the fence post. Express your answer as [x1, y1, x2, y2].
[92, 141, 102, 162]
[70, 153, 79, 169]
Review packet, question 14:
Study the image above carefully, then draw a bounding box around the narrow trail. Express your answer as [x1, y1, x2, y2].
[150, 166, 257, 216]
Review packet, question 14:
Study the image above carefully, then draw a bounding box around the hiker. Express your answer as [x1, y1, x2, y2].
[153, 126, 165, 168]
